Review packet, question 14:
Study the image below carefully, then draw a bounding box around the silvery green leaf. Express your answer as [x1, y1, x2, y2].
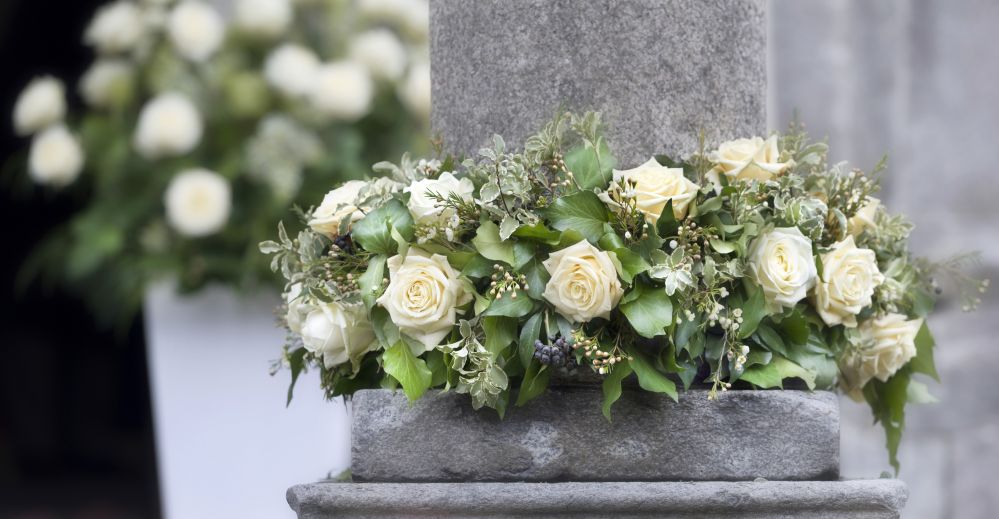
[499, 214, 519, 241]
[259, 240, 282, 254]
[648, 265, 672, 280]
[703, 256, 716, 286]
[649, 248, 669, 265]
[480, 181, 500, 203]
[278, 220, 290, 245]
[459, 320, 473, 338]
[670, 247, 685, 265]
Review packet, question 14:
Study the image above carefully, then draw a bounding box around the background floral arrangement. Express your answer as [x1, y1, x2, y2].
[8, 0, 430, 324]
[262, 112, 986, 469]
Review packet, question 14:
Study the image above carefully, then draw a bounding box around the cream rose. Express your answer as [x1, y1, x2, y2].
[349, 29, 408, 82]
[405, 172, 474, 224]
[300, 301, 378, 370]
[542, 240, 623, 323]
[164, 168, 231, 237]
[85, 1, 145, 55]
[29, 125, 84, 187]
[308, 180, 369, 238]
[309, 61, 374, 121]
[376, 249, 471, 351]
[264, 44, 320, 98]
[13, 76, 66, 136]
[708, 135, 791, 185]
[840, 313, 922, 393]
[848, 197, 881, 237]
[167, 1, 225, 62]
[134, 92, 203, 159]
[811, 236, 884, 327]
[612, 158, 699, 224]
[747, 227, 817, 310]
[398, 61, 430, 120]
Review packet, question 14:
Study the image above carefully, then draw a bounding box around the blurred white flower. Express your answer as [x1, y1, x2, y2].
[400, 0, 429, 40]
[246, 115, 323, 201]
[29, 125, 84, 187]
[358, 0, 428, 40]
[167, 1, 225, 62]
[309, 61, 374, 121]
[398, 61, 430, 120]
[134, 92, 203, 159]
[349, 29, 407, 82]
[234, 0, 293, 38]
[79, 60, 134, 108]
[164, 169, 232, 237]
[85, 1, 145, 54]
[263, 44, 320, 97]
[13, 76, 66, 136]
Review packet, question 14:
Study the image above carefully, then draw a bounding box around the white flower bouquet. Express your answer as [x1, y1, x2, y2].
[10, 0, 430, 322]
[262, 112, 986, 469]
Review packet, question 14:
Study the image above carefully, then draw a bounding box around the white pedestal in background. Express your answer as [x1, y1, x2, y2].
[144, 282, 349, 519]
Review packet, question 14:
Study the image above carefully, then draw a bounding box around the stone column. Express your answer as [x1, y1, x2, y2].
[287, 1, 909, 516]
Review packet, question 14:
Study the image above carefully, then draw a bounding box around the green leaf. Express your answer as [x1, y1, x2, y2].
[286, 347, 307, 407]
[516, 363, 551, 406]
[358, 255, 386, 309]
[382, 341, 432, 402]
[740, 355, 816, 390]
[753, 322, 789, 357]
[601, 361, 634, 420]
[564, 139, 616, 190]
[518, 313, 543, 368]
[546, 191, 610, 244]
[777, 310, 810, 346]
[907, 379, 939, 404]
[610, 248, 651, 284]
[513, 223, 562, 245]
[708, 239, 737, 255]
[655, 200, 679, 239]
[864, 370, 910, 474]
[625, 348, 678, 401]
[351, 199, 414, 255]
[472, 220, 516, 265]
[519, 258, 550, 300]
[620, 282, 673, 338]
[483, 292, 535, 318]
[737, 284, 767, 339]
[483, 316, 517, 357]
[425, 349, 448, 387]
[909, 321, 939, 382]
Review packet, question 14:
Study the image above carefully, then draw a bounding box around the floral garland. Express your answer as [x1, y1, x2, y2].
[262, 112, 986, 469]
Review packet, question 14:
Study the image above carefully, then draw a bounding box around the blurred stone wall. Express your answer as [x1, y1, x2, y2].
[769, 1, 999, 517]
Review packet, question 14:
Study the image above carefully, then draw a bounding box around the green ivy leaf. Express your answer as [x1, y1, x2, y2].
[564, 139, 616, 190]
[483, 316, 517, 357]
[740, 355, 816, 390]
[513, 223, 563, 245]
[620, 282, 673, 338]
[610, 248, 651, 284]
[518, 313, 543, 368]
[655, 200, 679, 239]
[483, 292, 535, 318]
[737, 284, 767, 339]
[546, 191, 609, 244]
[909, 321, 939, 382]
[515, 363, 550, 407]
[382, 341, 432, 402]
[351, 199, 414, 255]
[286, 347, 307, 407]
[358, 255, 386, 309]
[601, 361, 634, 420]
[625, 348, 678, 401]
[472, 220, 516, 266]
[753, 322, 789, 357]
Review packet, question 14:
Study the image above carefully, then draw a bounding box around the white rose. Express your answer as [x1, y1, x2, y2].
[168, 1, 225, 62]
[349, 29, 408, 82]
[234, 0, 292, 38]
[811, 236, 884, 328]
[79, 60, 134, 108]
[29, 125, 84, 187]
[612, 157, 699, 224]
[308, 180, 369, 238]
[840, 313, 922, 393]
[285, 283, 309, 335]
[164, 168, 231, 237]
[300, 301, 378, 370]
[405, 172, 474, 225]
[542, 240, 623, 323]
[848, 197, 881, 238]
[377, 249, 470, 351]
[707, 135, 791, 185]
[13, 77, 66, 136]
[85, 1, 144, 54]
[263, 44, 320, 98]
[309, 61, 374, 121]
[747, 227, 817, 311]
[134, 92, 203, 159]
[398, 61, 430, 120]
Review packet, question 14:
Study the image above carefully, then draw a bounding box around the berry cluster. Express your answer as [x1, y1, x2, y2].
[533, 336, 576, 368]
[332, 234, 354, 254]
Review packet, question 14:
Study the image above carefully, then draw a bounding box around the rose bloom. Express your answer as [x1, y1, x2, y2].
[29, 125, 84, 187]
[612, 157, 699, 224]
[543, 240, 623, 323]
[85, 1, 144, 55]
[264, 44, 321, 98]
[309, 61, 374, 121]
[308, 180, 370, 238]
[164, 168, 231, 237]
[747, 227, 817, 311]
[811, 236, 884, 327]
[234, 0, 293, 38]
[134, 93, 204, 159]
[405, 172, 474, 225]
[284, 283, 309, 335]
[13, 76, 66, 136]
[848, 197, 881, 238]
[349, 29, 408, 82]
[168, 1, 225, 62]
[707, 135, 791, 185]
[80, 60, 134, 108]
[300, 301, 378, 370]
[377, 249, 470, 350]
[840, 313, 922, 396]
[398, 61, 430, 120]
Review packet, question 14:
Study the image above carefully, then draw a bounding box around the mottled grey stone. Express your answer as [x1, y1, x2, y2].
[430, 0, 767, 165]
[351, 388, 839, 482]
[288, 480, 907, 519]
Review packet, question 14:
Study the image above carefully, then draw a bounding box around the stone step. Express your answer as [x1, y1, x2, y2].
[350, 388, 840, 482]
[288, 480, 907, 519]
